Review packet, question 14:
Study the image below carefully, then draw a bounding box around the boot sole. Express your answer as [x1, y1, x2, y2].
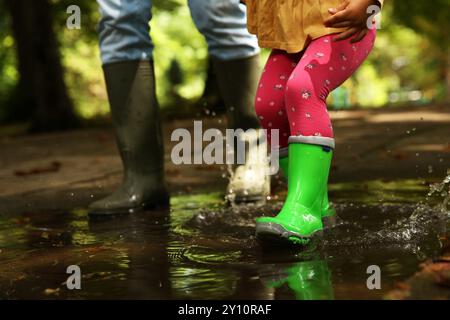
[88, 196, 170, 219]
[231, 194, 267, 204]
[256, 221, 322, 246]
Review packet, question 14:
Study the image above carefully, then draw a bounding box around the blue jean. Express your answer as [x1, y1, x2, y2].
[97, 0, 259, 64]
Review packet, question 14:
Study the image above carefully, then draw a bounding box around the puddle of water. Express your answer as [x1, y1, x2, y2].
[0, 178, 449, 299]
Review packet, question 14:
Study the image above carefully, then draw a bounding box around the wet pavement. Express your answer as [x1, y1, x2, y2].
[1, 105, 450, 299]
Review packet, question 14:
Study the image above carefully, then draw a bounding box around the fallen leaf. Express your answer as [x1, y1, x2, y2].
[434, 270, 450, 288]
[41, 232, 50, 240]
[441, 144, 450, 153]
[14, 161, 62, 177]
[44, 288, 60, 295]
[392, 152, 410, 160]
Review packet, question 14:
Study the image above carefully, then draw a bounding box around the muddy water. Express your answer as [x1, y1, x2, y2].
[0, 179, 449, 299]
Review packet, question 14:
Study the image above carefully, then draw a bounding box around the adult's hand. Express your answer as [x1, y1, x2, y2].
[324, 0, 381, 43]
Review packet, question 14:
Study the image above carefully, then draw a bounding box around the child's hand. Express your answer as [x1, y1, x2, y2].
[324, 0, 381, 43]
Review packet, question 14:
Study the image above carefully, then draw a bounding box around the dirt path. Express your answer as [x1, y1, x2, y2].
[1, 104, 450, 216]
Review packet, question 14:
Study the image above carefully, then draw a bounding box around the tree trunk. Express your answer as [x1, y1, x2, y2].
[6, 0, 78, 132]
[446, 49, 450, 103]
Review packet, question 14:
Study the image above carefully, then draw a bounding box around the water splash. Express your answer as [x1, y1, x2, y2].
[427, 169, 450, 213]
[321, 174, 450, 255]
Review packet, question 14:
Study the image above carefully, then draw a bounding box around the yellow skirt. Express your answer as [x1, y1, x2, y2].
[246, 0, 350, 53]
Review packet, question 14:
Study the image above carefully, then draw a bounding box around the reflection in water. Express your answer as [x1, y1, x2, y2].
[261, 260, 334, 300]
[87, 211, 172, 299]
[0, 178, 448, 299]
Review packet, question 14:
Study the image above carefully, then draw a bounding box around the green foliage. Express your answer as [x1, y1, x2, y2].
[335, 1, 447, 107]
[153, 0, 185, 11]
[56, 1, 105, 119]
[152, 3, 208, 109]
[1, 0, 449, 124]
[392, 0, 450, 48]
[0, 2, 17, 120]
[59, 0, 208, 118]
[51, 0, 100, 40]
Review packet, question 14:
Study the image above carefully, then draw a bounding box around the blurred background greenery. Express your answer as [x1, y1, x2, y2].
[0, 0, 449, 132]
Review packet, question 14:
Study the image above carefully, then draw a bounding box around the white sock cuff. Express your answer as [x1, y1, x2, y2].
[288, 135, 335, 149]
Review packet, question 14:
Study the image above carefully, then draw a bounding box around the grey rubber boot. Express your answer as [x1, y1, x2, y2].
[213, 55, 270, 203]
[225, 129, 270, 203]
[88, 60, 169, 217]
[212, 55, 261, 132]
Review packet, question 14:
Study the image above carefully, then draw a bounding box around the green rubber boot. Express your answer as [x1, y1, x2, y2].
[256, 137, 334, 245]
[263, 260, 334, 300]
[88, 60, 169, 217]
[278, 154, 289, 178]
[279, 152, 337, 227]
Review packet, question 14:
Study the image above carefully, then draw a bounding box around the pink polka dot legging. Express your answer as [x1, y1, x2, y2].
[255, 29, 376, 150]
